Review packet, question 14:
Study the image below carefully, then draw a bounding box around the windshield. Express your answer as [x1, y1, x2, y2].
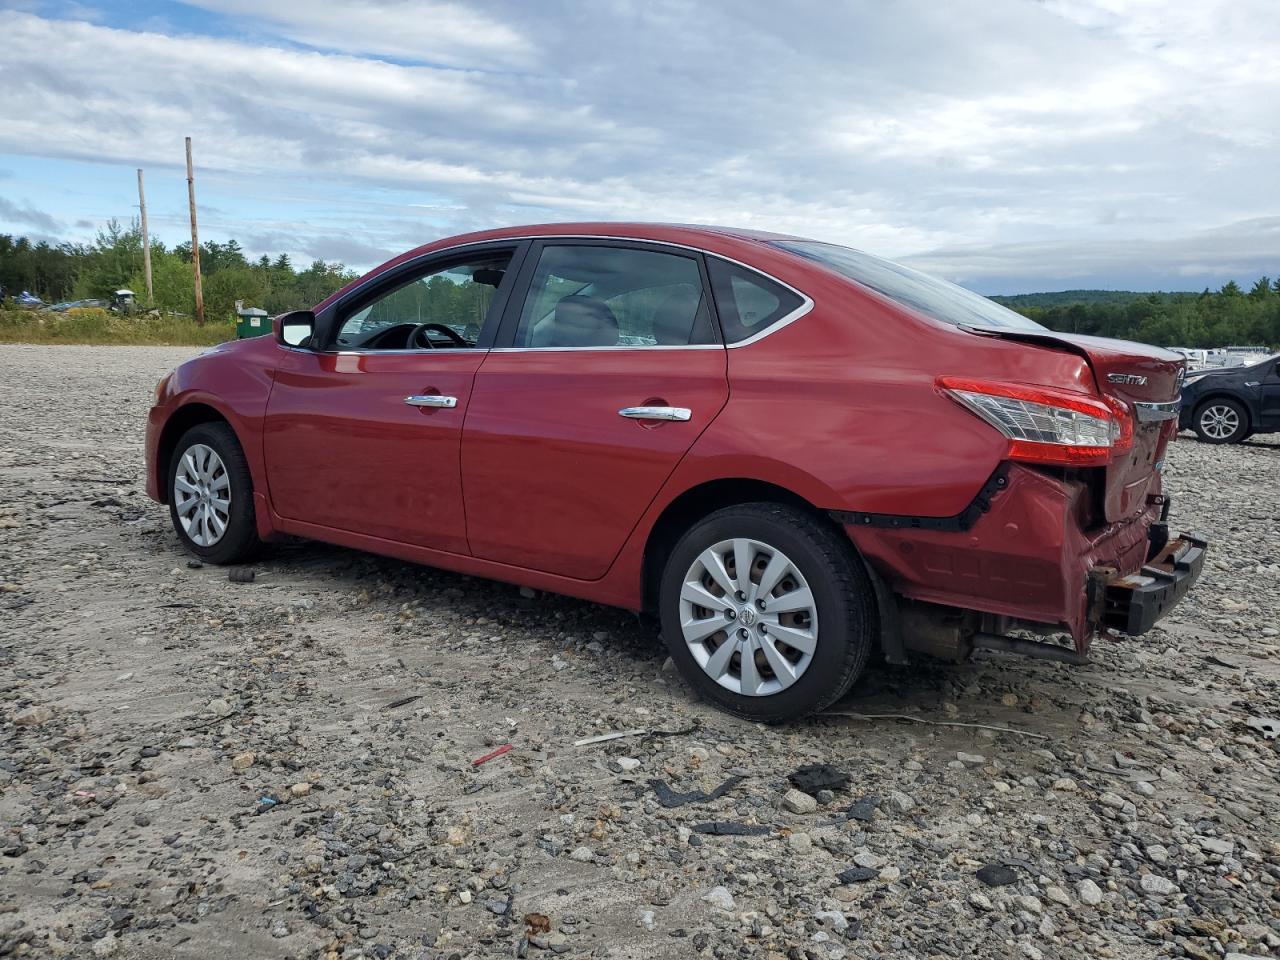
[773, 240, 1045, 332]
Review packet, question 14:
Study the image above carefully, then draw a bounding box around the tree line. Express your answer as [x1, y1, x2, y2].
[0, 220, 357, 324]
[2, 220, 1277, 348]
[994, 280, 1280, 348]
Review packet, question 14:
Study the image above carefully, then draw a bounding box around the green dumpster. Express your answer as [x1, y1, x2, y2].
[236, 306, 271, 339]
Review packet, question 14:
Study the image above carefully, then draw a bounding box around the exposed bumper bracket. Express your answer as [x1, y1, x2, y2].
[1100, 533, 1208, 636]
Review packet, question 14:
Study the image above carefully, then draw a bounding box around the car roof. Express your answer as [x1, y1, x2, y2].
[423, 221, 810, 246]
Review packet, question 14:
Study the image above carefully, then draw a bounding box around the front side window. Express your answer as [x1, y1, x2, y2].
[335, 254, 512, 350]
[773, 240, 1045, 332]
[513, 245, 715, 348]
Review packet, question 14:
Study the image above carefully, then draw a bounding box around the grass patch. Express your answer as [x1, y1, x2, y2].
[0, 308, 236, 346]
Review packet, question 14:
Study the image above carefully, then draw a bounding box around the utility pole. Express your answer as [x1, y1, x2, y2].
[136, 168, 153, 306]
[185, 137, 205, 326]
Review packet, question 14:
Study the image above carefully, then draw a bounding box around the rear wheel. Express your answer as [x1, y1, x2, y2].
[167, 422, 261, 564]
[658, 503, 875, 723]
[1193, 398, 1248, 444]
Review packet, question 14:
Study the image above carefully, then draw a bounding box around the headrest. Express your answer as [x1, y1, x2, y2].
[549, 295, 619, 347]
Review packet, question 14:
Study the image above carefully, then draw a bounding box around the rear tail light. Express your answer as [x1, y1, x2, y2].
[1104, 396, 1134, 452]
[938, 376, 1125, 466]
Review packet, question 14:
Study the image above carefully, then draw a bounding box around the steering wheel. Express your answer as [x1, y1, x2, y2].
[410, 323, 469, 349]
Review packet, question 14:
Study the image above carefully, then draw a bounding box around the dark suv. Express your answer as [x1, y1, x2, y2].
[1180, 354, 1280, 443]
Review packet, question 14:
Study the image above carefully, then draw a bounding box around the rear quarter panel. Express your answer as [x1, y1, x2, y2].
[701, 264, 1099, 518]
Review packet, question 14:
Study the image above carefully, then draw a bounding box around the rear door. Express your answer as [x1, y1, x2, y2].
[263, 245, 521, 553]
[461, 240, 728, 580]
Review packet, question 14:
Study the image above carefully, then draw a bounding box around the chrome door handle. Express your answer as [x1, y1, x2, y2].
[404, 395, 457, 408]
[619, 406, 691, 422]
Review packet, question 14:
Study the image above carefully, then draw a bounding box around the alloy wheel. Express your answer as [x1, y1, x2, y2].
[174, 443, 231, 546]
[678, 537, 818, 697]
[1200, 404, 1240, 440]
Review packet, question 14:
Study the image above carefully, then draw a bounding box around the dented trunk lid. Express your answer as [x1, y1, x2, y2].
[965, 328, 1186, 522]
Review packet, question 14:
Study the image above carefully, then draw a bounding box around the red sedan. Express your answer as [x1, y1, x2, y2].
[145, 223, 1206, 721]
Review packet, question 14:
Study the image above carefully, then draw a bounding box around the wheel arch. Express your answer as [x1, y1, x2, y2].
[639, 477, 856, 614]
[154, 401, 236, 504]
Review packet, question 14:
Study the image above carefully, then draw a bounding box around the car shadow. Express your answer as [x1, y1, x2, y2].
[246, 537, 1006, 716]
[259, 538, 665, 662]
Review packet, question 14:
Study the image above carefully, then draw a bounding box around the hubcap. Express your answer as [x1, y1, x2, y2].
[174, 443, 231, 546]
[679, 537, 818, 697]
[1200, 405, 1239, 440]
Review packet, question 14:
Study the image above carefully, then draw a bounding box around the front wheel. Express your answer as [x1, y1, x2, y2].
[658, 503, 875, 723]
[167, 422, 261, 564]
[1193, 398, 1248, 444]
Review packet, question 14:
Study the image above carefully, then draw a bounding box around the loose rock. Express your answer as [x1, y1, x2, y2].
[782, 788, 818, 814]
[1077, 879, 1104, 906]
[701, 886, 735, 911]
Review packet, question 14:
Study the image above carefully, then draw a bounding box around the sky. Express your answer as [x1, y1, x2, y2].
[0, 0, 1277, 294]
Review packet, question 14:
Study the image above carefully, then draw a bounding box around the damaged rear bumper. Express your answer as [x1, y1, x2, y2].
[844, 462, 1210, 662]
[1096, 532, 1208, 636]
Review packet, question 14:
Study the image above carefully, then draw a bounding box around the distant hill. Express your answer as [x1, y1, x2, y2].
[984, 279, 1279, 349]
[990, 289, 1191, 308]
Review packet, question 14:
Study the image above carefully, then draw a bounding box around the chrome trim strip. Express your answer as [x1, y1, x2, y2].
[1134, 398, 1181, 422]
[335, 347, 478, 356]
[491, 344, 722, 353]
[728, 297, 812, 348]
[326, 234, 815, 354]
[618, 405, 692, 422]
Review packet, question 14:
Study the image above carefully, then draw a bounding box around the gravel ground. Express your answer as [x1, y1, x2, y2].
[1, 344, 1278, 960]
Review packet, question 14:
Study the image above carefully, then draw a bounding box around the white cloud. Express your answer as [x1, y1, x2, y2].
[909, 214, 1280, 274]
[176, 0, 535, 66]
[0, 0, 1276, 287]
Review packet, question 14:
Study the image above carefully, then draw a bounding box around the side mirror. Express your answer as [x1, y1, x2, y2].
[274, 310, 315, 348]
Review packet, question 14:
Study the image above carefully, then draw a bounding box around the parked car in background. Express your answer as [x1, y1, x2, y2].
[144, 223, 1206, 721]
[1169, 347, 1209, 370]
[48, 298, 109, 312]
[1204, 346, 1271, 370]
[1180, 353, 1280, 443]
[109, 289, 137, 313]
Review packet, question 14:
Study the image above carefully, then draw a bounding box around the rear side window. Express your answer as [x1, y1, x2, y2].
[707, 258, 804, 344]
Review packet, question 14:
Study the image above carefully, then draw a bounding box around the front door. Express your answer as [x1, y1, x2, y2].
[263, 249, 519, 553]
[462, 241, 729, 580]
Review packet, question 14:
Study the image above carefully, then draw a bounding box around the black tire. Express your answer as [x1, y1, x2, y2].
[658, 502, 876, 723]
[167, 422, 261, 564]
[1192, 398, 1249, 444]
